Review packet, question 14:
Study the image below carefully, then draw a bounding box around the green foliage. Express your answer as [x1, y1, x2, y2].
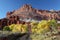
[49, 19, 57, 27]
[3, 26, 11, 31]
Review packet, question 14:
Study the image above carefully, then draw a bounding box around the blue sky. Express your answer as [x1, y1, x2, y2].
[0, 0, 60, 19]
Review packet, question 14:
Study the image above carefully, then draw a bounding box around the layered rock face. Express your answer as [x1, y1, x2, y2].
[0, 4, 60, 29]
[6, 4, 60, 21]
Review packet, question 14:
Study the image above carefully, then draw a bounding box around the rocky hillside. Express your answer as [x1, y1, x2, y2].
[6, 4, 60, 21]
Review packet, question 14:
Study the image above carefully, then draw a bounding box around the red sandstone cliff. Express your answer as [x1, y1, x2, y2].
[6, 4, 60, 20]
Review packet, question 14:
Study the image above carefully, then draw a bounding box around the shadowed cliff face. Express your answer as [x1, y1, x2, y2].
[6, 4, 60, 21]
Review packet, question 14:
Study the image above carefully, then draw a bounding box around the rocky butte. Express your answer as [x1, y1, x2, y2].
[0, 4, 60, 29]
